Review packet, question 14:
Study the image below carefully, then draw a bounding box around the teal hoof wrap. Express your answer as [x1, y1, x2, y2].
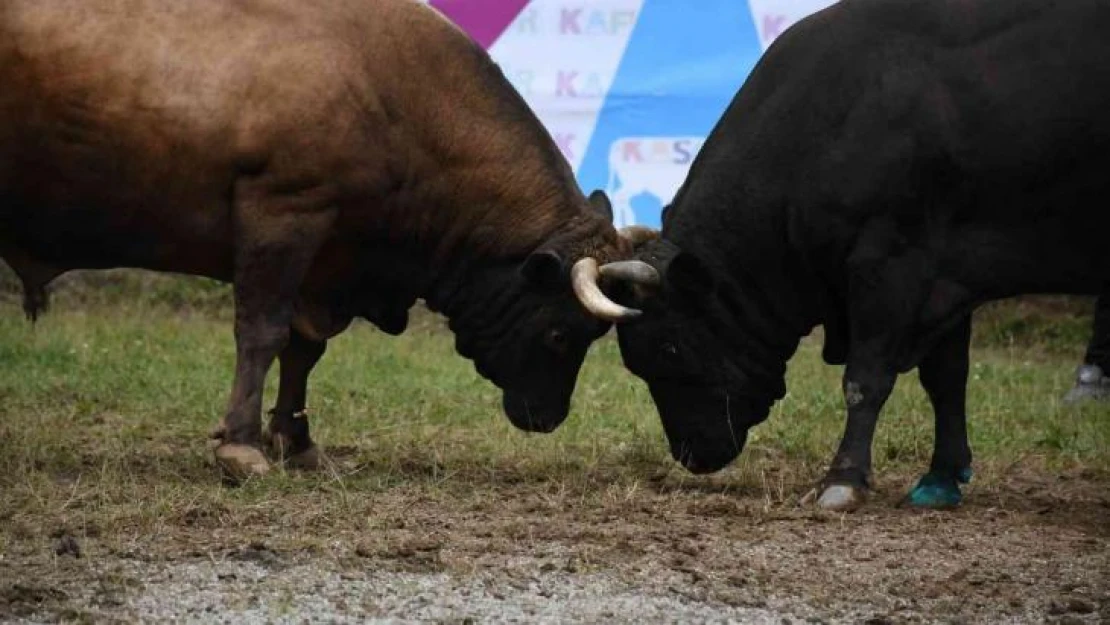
[956, 466, 973, 484]
[907, 469, 971, 508]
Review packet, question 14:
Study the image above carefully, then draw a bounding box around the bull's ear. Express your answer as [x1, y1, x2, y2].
[521, 249, 566, 289]
[665, 251, 715, 302]
[587, 190, 613, 222]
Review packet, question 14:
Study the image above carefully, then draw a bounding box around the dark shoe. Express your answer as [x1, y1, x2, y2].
[1063, 364, 1110, 402]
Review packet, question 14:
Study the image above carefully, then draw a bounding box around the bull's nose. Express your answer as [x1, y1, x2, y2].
[527, 419, 560, 434]
[679, 455, 732, 475]
[674, 444, 704, 473]
[673, 442, 736, 475]
[501, 392, 566, 433]
[681, 454, 717, 475]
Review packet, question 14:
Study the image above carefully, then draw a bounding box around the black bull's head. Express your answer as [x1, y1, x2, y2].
[597, 236, 781, 473]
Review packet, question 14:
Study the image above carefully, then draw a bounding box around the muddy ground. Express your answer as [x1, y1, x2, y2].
[1, 465, 1106, 624]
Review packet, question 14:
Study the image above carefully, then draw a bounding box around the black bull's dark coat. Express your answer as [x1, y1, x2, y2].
[0, 0, 635, 478]
[613, 0, 1110, 509]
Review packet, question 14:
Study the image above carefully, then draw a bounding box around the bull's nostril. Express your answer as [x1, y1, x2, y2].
[524, 398, 536, 430]
[682, 453, 699, 472]
[676, 442, 696, 470]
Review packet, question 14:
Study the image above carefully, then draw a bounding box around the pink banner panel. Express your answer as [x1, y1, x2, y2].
[428, 0, 531, 48]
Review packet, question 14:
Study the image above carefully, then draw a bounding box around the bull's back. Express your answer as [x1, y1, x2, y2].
[778, 5, 1108, 218]
[670, 0, 1110, 302]
[0, 1, 266, 276]
[821, 0, 1110, 293]
[0, 0, 413, 278]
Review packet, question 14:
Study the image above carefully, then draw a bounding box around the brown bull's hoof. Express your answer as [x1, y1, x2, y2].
[265, 432, 323, 471]
[214, 443, 271, 481]
[209, 420, 227, 441]
[286, 444, 322, 471]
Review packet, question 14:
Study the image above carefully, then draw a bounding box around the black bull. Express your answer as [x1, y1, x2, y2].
[0, 0, 647, 480]
[606, 0, 1110, 510]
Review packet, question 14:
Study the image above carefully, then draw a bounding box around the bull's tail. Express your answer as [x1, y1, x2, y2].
[21, 279, 50, 323]
[3, 255, 58, 324]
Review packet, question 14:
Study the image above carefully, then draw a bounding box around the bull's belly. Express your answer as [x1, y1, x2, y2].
[1, 115, 238, 279]
[938, 224, 1109, 300]
[0, 58, 245, 278]
[1, 196, 235, 281]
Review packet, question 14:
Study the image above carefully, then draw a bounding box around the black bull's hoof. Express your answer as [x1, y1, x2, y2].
[799, 483, 869, 512]
[814, 484, 868, 512]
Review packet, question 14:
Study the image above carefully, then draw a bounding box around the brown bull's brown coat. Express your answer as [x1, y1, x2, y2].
[0, 0, 630, 478]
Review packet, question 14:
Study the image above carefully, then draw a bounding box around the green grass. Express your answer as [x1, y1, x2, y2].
[1, 289, 1106, 480]
[0, 272, 1107, 547]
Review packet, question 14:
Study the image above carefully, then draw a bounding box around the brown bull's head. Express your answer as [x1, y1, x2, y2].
[440, 191, 659, 433]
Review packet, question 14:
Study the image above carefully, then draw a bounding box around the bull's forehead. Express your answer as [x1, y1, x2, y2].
[634, 238, 681, 268]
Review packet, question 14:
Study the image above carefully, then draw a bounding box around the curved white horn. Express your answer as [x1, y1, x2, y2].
[571, 258, 642, 322]
[599, 260, 660, 287]
[617, 226, 661, 247]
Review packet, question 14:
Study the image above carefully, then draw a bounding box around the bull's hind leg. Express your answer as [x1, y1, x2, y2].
[905, 315, 973, 508]
[265, 328, 327, 470]
[211, 186, 337, 481]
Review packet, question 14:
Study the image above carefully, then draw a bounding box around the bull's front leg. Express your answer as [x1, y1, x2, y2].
[211, 185, 337, 481]
[814, 354, 898, 512]
[812, 229, 924, 511]
[905, 315, 973, 508]
[265, 328, 327, 470]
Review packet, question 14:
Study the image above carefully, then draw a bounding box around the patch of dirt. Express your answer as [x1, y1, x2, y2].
[1, 468, 1107, 623]
[0, 584, 69, 619]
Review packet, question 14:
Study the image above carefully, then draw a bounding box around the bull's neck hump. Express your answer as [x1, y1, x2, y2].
[671, 200, 822, 362]
[378, 80, 585, 265]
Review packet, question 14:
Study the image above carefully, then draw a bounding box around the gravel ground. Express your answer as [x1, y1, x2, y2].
[8, 558, 816, 624]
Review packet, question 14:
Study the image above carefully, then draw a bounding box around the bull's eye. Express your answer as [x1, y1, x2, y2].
[545, 327, 569, 353]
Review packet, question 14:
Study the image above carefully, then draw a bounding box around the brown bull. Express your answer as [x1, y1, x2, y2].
[0, 0, 639, 479]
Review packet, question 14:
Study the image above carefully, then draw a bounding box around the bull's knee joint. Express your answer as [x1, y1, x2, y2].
[844, 381, 864, 407]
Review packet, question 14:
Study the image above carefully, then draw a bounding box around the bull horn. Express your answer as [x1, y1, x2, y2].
[571, 258, 642, 322]
[599, 260, 661, 286]
[618, 226, 661, 247]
